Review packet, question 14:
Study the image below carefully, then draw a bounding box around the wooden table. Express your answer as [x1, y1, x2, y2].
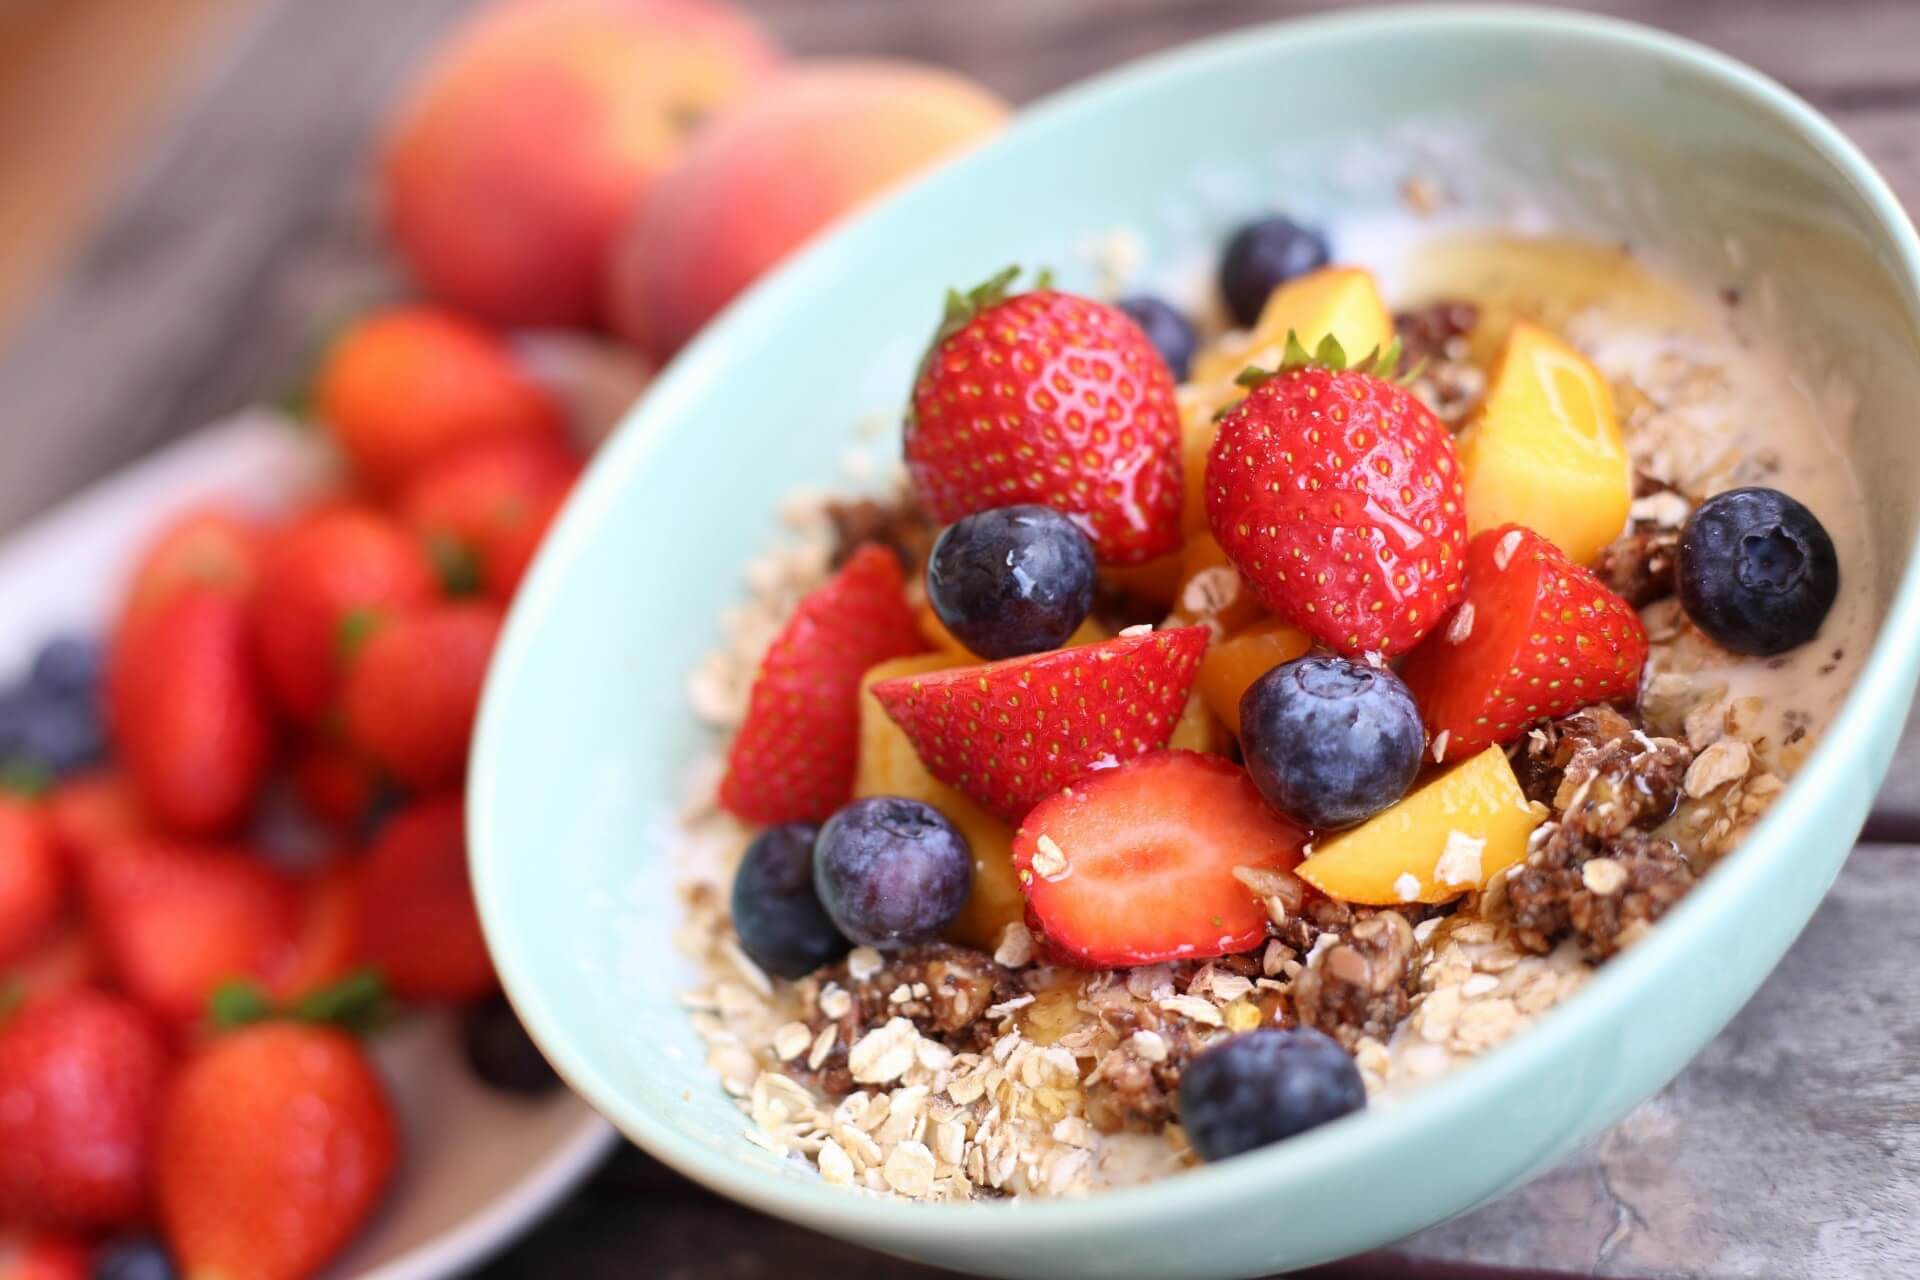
[2, 2, 1917, 1276]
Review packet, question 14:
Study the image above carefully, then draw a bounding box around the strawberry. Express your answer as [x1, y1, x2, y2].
[905, 270, 1183, 565]
[314, 305, 565, 494]
[1206, 339, 1467, 656]
[356, 795, 496, 1001]
[2, 1234, 91, 1280]
[5, 920, 101, 1010]
[251, 506, 437, 726]
[870, 625, 1209, 823]
[398, 437, 580, 602]
[1402, 525, 1649, 760]
[107, 590, 274, 837]
[0, 798, 61, 966]
[289, 737, 384, 834]
[276, 860, 364, 1004]
[0, 991, 172, 1232]
[80, 839, 302, 1024]
[43, 771, 148, 874]
[120, 506, 265, 627]
[343, 601, 501, 791]
[155, 1021, 396, 1280]
[1011, 750, 1306, 967]
[718, 544, 926, 824]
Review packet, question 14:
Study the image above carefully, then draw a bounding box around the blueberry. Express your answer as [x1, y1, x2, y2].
[1178, 1027, 1366, 1161]
[1678, 486, 1839, 656]
[1219, 216, 1331, 328]
[1117, 295, 1198, 381]
[1240, 656, 1423, 829]
[22, 696, 108, 776]
[30, 634, 103, 698]
[813, 796, 973, 950]
[0, 684, 34, 758]
[462, 995, 562, 1096]
[926, 506, 1097, 660]
[93, 1237, 177, 1280]
[731, 822, 849, 978]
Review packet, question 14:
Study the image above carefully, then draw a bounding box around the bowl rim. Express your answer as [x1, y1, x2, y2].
[472, 0, 1920, 1246]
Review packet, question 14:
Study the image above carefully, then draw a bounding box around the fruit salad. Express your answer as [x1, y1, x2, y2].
[673, 213, 1872, 1200]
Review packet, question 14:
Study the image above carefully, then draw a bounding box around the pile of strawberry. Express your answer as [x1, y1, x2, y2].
[719, 270, 1648, 970]
[0, 306, 576, 1280]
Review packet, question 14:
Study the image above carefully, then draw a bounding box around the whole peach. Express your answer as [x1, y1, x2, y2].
[382, 0, 780, 329]
[607, 60, 1007, 362]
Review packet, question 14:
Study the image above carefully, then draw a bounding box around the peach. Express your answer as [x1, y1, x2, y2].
[381, 0, 779, 328]
[608, 61, 1007, 361]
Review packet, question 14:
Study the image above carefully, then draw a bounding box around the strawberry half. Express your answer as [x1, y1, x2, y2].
[1402, 524, 1649, 761]
[1206, 338, 1467, 656]
[905, 269, 1183, 565]
[869, 625, 1208, 823]
[1011, 750, 1306, 967]
[719, 544, 927, 824]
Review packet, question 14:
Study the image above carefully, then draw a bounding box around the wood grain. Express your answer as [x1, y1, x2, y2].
[0, 2, 1916, 1276]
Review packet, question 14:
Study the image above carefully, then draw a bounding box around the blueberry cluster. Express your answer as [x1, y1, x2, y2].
[0, 634, 107, 788]
[731, 798, 974, 979]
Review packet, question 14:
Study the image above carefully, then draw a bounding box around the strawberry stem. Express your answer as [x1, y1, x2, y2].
[208, 968, 391, 1036]
[0, 757, 51, 797]
[1236, 330, 1414, 391]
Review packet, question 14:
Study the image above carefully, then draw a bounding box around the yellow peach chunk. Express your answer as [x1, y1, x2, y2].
[1177, 392, 1225, 537]
[855, 653, 1023, 948]
[1195, 619, 1312, 737]
[1166, 688, 1228, 756]
[1295, 746, 1545, 905]
[1190, 266, 1396, 390]
[1455, 321, 1632, 567]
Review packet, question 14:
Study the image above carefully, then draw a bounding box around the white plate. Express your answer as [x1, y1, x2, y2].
[0, 412, 616, 1279]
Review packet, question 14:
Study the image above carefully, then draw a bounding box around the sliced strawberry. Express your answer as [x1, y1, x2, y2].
[719, 544, 926, 824]
[1402, 524, 1649, 760]
[1011, 750, 1306, 967]
[870, 625, 1209, 823]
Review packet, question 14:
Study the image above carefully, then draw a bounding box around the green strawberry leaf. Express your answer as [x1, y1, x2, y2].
[292, 968, 390, 1037]
[336, 607, 385, 661]
[1235, 329, 1420, 391]
[0, 757, 52, 798]
[208, 969, 391, 1037]
[426, 534, 483, 598]
[209, 979, 276, 1030]
[0, 976, 24, 1024]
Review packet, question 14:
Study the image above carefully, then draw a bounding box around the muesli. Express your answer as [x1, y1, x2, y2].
[670, 212, 1871, 1199]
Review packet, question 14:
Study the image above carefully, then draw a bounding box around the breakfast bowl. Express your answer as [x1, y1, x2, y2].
[470, 7, 1920, 1277]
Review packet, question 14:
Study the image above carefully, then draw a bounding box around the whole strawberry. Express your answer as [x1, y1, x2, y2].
[719, 544, 927, 825]
[870, 625, 1209, 822]
[1402, 525, 1649, 760]
[1206, 337, 1467, 656]
[155, 1021, 396, 1280]
[0, 991, 172, 1232]
[0, 797, 62, 966]
[251, 506, 437, 726]
[906, 269, 1183, 565]
[343, 601, 501, 791]
[356, 795, 496, 1002]
[119, 505, 264, 628]
[107, 589, 274, 837]
[398, 436, 581, 603]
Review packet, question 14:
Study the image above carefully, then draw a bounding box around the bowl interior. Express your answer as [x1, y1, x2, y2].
[472, 9, 1920, 1278]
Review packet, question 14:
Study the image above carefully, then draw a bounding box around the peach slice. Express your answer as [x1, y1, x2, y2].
[1194, 619, 1312, 737]
[1455, 321, 1632, 568]
[1295, 745, 1545, 905]
[1190, 266, 1396, 389]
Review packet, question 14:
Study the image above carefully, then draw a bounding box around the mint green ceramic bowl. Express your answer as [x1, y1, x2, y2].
[471, 8, 1920, 1276]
